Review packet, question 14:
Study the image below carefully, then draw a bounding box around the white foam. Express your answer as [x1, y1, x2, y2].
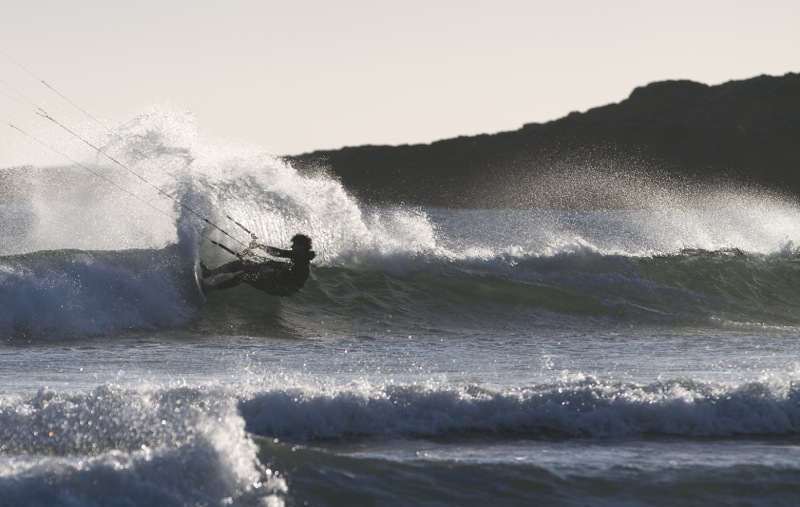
[239, 376, 800, 440]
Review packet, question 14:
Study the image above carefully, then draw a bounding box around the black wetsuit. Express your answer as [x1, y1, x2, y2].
[201, 247, 316, 297]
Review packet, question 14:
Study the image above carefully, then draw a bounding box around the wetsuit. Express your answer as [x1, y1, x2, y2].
[201, 246, 316, 297]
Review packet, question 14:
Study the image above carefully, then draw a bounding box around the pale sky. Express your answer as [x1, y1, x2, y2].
[1, 0, 798, 160]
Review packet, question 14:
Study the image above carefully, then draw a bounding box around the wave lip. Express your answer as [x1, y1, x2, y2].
[239, 378, 800, 441]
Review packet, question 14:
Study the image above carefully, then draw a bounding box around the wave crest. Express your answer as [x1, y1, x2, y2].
[240, 377, 800, 441]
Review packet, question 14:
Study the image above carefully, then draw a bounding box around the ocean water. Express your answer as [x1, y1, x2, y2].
[1, 109, 800, 506]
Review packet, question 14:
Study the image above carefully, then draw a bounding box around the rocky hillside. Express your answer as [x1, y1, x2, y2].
[286, 73, 800, 208]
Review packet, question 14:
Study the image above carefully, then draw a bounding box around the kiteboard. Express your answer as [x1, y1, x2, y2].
[194, 260, 207, 302]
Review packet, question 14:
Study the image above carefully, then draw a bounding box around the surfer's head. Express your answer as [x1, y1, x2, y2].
[291, 233, 313, 252]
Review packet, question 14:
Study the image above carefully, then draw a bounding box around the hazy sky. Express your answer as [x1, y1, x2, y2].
[1, 0, 798, 158]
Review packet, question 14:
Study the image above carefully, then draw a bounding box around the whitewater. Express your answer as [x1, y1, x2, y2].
[1, 107, 800, 506]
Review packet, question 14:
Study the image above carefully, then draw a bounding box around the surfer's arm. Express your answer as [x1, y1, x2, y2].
[249, 243, 292, 258]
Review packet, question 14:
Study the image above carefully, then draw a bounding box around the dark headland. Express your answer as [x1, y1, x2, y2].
[286, 73, 800, 209]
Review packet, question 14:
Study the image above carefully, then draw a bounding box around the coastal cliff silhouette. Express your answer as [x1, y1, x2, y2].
[287, 73, 800, 208]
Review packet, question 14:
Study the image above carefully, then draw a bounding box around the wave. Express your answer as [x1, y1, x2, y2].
[239, 376, 800, 441]
[265, 244, 800, 334]
[257, 437, 800, 507]
[5, 378, 796, 507]
[0, 384, 286, 506]
[3, 241, 800, 340]
[1, 377, 795, 506]
[4, 107, 800, 339]
[0, 248, 197, 339]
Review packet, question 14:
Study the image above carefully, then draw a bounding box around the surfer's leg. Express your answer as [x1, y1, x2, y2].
[204, 260, 244, 277]
[201, 273, 243, 292]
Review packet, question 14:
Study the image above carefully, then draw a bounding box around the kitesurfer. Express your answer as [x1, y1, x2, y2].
[200, 233, 316, 297]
